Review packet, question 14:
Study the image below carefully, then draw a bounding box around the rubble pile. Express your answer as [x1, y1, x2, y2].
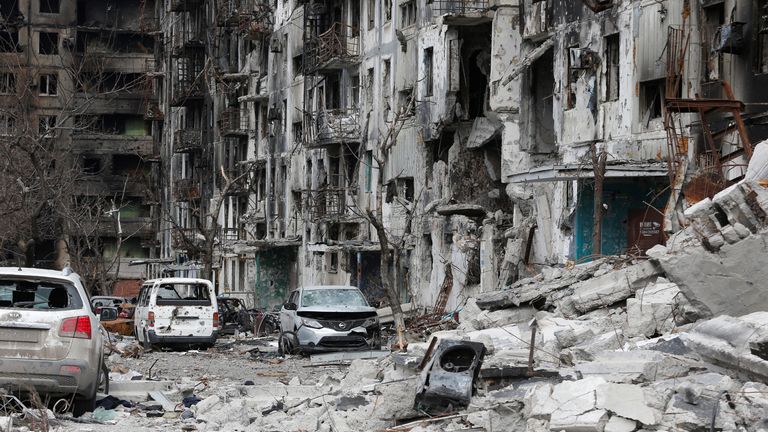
[54, 182, 768, 431]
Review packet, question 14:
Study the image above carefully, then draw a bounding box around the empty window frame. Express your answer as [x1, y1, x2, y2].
[38, 32, 58, 55]
[39, 115, 57, 135]
[640, 79, 665, 124]
[40, 0, 60, 13]
[39, 73, 57, 96]
[758, 0, 768, 74]
[368, 0, 375, 29]
[382, 59, 391, 101]
[400, 1, 416, 28]
[384, 0, 392, 22]
[0, 115, 14, 135]
[424, 47, 434, 97]
[604, 34, 619, 102]
[0, 72, 14, 94]
[350, 73, 360, 107]
[366, 67, 374, 107]
[398, 88, 415, 116]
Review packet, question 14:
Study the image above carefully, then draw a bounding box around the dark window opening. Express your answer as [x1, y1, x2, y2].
[400, 1, 416, 27]
[398, 88, 414, 116]
[112, 154, 144, 176]
[82, 157, 101, 175]
[368, 0, 375, 29]
[39, 73, 57, 96]
[39, 115, 57, 135]
[640, 79, 666, 124]
[0, 72, 14, 94]
[39, 32, 58, 55]
[527, 48, 555, 153]
[0, 31, 20, 53]
[424, 47, 434, 97]
[40, 0, 59, 13]
[605, 34, 619, 102]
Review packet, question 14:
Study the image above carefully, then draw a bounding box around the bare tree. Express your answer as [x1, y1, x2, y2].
[0, 25, 154, 293]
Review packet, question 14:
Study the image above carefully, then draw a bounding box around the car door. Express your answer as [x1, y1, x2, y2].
[134, 284, 151, 340]
[280, 290, 298, 333]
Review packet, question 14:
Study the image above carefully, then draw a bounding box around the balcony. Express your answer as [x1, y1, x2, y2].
[170, 76, 205, 106]
[171, 228, 202, 250]
[173, 129, 203, 153]
[220, 108, 249, 136]
[429, 0, 490, 16]
[174, 179, 202, 201]
[222, 227, 246, 242]
[312, 108, 361, 147]
[98, 217, 155, 238]
[72, 134, 154, 157]
[222, 165, 250, 195]
[170, 0, 203, 12]
[304, 187, 348, 220]
[305, 23, 359, 72]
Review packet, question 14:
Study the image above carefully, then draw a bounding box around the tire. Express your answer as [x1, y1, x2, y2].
[278, 332, 298, 355]
[141, 330, 153, 350]
[72, 360, 106, 417]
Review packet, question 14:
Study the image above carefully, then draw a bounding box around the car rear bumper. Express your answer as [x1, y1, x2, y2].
[147, 330, 218, 345]
[296, 325, 380, 352]
[0, 358, 96, 397]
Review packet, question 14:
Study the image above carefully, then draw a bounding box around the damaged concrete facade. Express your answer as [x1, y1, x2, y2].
[156, 0, 768, 309]
[500, 0, 768, 270]
[0, 0, 161, 293]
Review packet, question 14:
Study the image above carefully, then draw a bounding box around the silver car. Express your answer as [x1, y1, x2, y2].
[0, 268, 107, 416]
[278, 285, 381, 354]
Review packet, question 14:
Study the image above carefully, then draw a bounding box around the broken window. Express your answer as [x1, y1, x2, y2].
[0, 114, 15, 135]
[398, 88, 415, 116]
[386, 177, 414, 202]
[382, 59, 391, 103]
[38, 32, 58, 55]
[325, 73, 342, 110]
[566, 46, 579, 110]
[400, 1, 416, 28]
[82, 157, 101, 175]
[328, 252, 339, 273]
[38, 115, 57, 136]
[292, 121, 303, 144]
[40, 0, 59, 13]
[366, 67, 374, 107]
[39, 73, 57, 96]
[604, 34, 619, 102]
[112, 154, 143, 176]
[424, 47, 434, 97]
[0, 72, 14, 94]
[758, 1, 768, 74]
[526, 48, 555, 153]
[640, 79, 665, 124]
[364, 150, 373, 192]
[350, 73, 360, 107]
[384, 0, 392, 22]
[351, 1, 360, 31]
[0, 31, 20, 53]
[368, 0, 375, 29]
[293, 54, 303, 77]
[703, 3, 724, 79]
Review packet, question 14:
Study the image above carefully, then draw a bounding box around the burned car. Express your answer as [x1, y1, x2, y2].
[278, 286, 381, 354]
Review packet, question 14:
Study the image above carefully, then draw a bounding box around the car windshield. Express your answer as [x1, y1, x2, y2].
[0, 279, 83, 310]
[155, 283, 211, 306]
[301, 289, 368, 308]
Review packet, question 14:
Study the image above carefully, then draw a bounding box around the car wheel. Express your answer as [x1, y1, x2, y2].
[142, 330, 153, 350]
[98, 361, 110, 394]
[72, 360, 106, 417]
[278, 332, 298, 355]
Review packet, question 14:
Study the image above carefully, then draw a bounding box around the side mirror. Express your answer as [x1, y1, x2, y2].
[284, 302, 298, 311]
[100, 307, 118, 322]
[369, 301, 381, 308]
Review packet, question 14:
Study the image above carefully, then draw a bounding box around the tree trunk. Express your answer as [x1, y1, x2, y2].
[591, 143, 607, 256]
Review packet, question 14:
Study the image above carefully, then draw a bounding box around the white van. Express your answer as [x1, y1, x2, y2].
[134, 278, 219, 348]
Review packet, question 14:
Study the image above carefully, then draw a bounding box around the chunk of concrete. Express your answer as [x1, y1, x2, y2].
[535, 377, 605, 419]
[681, 312, 768, 382]
[603, 416, 636, 432]
[549, 409, 609, 432]
[595, 383, 661, 425]
[625, 281, 686, 338]
[557, 261, 662, 317]
[466, 116, 502, 149]
[575, 351, 694, 383]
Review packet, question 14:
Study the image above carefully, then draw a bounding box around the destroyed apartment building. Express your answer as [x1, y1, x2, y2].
[157, 0, 768, 313]
[0, 0, 161, 295]
[1, 0, 765, 308]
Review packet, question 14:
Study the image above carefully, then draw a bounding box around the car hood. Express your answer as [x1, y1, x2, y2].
[297, 305, 377, 314]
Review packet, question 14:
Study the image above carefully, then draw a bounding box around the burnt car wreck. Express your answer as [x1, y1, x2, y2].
[414, 340, 487, 414]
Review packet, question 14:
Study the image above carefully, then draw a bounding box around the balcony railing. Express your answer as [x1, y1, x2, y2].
[173, 129, 203, 153]
[222, 227, 246, 241]
[171, 76, 205, 106]
[174, 179, 202, 201]
[430, 0, 490, 16]
[171, 228, 200, 250]
[223, 165, 250, 195]
[220, 108, 249, 136]
[304, 187, 347, 220]
[305, 22, 359, 71]
[313, 108, 361, 146]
